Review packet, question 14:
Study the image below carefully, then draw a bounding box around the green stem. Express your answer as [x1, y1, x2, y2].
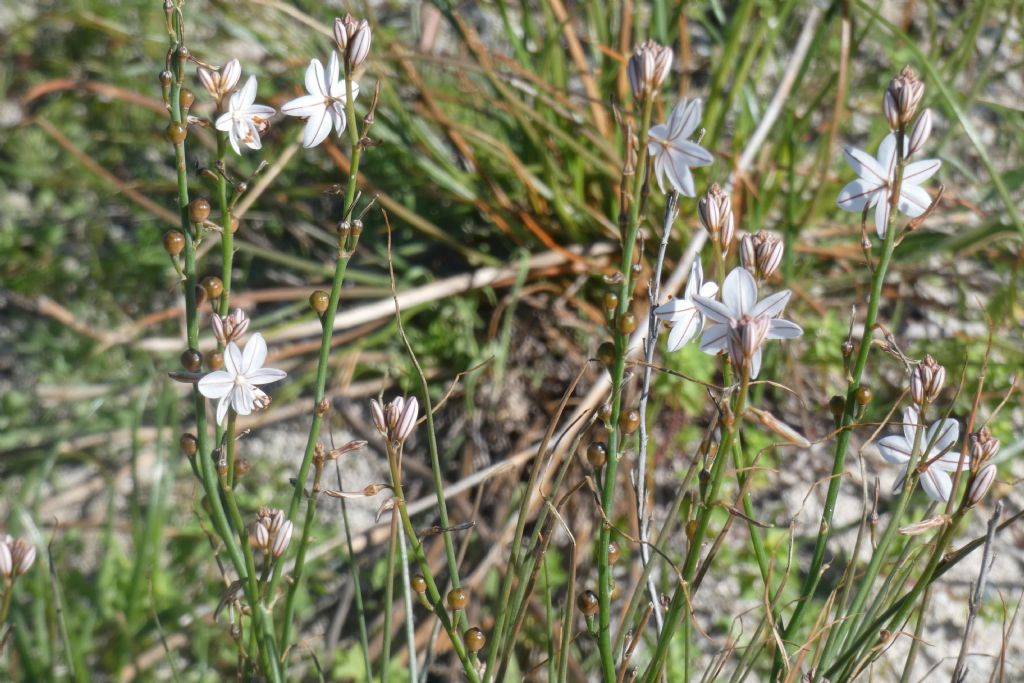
[381, 511, 399, 683]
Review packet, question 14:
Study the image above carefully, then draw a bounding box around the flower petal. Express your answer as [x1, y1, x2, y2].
[843, 145, 888, 185]
[241, 333, 268, 375]
[216, 396, 231, 425]
[653, 298, 696, 321]
[668, 140, 714, 167]
[665, 157, 696, 197]
[837, 178, 880, 212]
[902, 406, 921, 446]
[920, 468, 952, 503]
[699, 323, 729, 353]
[665, 310, 702, 351]
[214, 112, 233, 133]
[303, 108, 334, 148]
[224, 342, 243, 376]
[898, 184, 932, 217]
[767, 319, 802, 339]
[903, 158, 941, 186]
[198, 371, 234, 399]
[247, 368, 287, 385]
[668, 98, 702, 140]
[752, 290, 791, 319]
[222, 59, 241, 93]
[877, 435, 912, 464]
[232, 385, 255, 416]
[748, 348, 763, 379]
[874, 194, 892, 239]
[305, 59, 325, 97]
[238, 75, 257, 108]
[722, 268, 757, 317]
[684, 260, 703, 300]
[692, 295, 733, 323]
[281, 95, 326, 119]
[326, 51, 340, 92]
[925, 418, 959, 457]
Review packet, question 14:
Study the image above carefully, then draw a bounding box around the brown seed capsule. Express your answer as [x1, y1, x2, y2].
[411, 575, 427, 594]
[233, 458, 251, 478]
[586, 441, 607, 468]
[206, 351, 224, 371]
[179, 88, 194, 110]
[159, 70, 173, 87]
[608, 541, 620, 564]
[597, 402, 613, 423]
[619, 410, 641, 435]
[597, 341, 616, 367]
[309, 290, 330, 314]
[195, 285, 208, 307]
[828, 395, 846, 422]
[165, 121, 187, 144]
[447, 588, 469, 610]
[229, 215, 240, 233]
[685, 519, 698, 542]
[617, 312, 637, 335]
[854, 386, 873, 406]
[464, 627, 486, 653]
[163, 230, 185, 256]
[603, 291, 619, 311]
[577, 590, 599, 616]
[189, 198, 211, 223]
[201, 276, 224, 300]
[180, 433, 198, 456]
[180, 348, 203, 372]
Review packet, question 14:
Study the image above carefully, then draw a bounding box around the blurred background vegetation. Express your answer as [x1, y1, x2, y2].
[1, 0, 1022, 679]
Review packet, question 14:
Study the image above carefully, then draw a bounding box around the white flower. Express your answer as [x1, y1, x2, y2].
[653, 260, 719, 351]
[197, 333, 286, 425]
[281, 52, 360, 149]
[836, 133, 941, 239]
[214, 75, 276, 155]
[691, 267, 802, 379]
[877, 406, 963, 503]
[647, 98, 714, 197]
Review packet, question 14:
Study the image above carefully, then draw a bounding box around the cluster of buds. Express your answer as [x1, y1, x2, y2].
[883, 66, 925, 129]
[910, 355, 945, 406]
[333, 14, 371, 74]
[739, 231, 784, 280]
[964, 428, 1000, 508]
[698, 184, 735, 251]
[0, 535, 36, 579]
[212, 309, 249, 346]
[250, 507, 293, 559]
[370, 395, 419, 445]
[627, 40, 673, 101]
[727, 315, 770, 375]
[197, 58, 241, 106]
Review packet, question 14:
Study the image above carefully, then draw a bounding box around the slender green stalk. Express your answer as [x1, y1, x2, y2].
[335, 461, 374, 683]
[381, 510, 399, 683]
[396, 519, 418, 683]
[596, 92, 654, 683]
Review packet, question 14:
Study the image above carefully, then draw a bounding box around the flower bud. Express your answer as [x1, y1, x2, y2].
[334, 15, 372, 72]
[969, 427, 1000, 464]
[369, 399, 387, 435]
[252, 522, 270, 549]
[271, 520, 293, 558]
[197, 58, 241, 104]
[910, 355, 945, 406]
[0, 542, 11, 578]
[741, 231, 784, 280]
[395, 396, 419, 443]
[698, 184, 734, 250]
[966, 464, 997, 508]
[907, 108, 932, 157]
[10, 539, 33, 576]
[884, 66, 925, 128]
[212, 309, 249, 345]
[728, 315, 770, 373]
[627, 40, 673, 100]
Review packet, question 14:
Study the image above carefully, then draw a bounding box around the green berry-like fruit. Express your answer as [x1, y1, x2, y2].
[189, 198, 211, 223]
[180, 348, 203, 372]
[165, 122, 187, 145]
[597, 341, 616, 367]
[447, 588, 469, 610]
[179, 88, 194, 110]
[309, 290, 330, 314]
[577, 590, 599, 616]
[603, 291, 619, 311]
[201, 276, 224, 300]
[163, 230, 185, 256]
[464, 627, 486, 653]
[854, 385, 873, 406]
[828, 395, 846, 421]
[617, 312, 637, 335]
[586, 441, 607, 468]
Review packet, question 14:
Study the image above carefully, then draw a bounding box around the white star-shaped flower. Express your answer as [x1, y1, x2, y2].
[691, 267, 802, 379]
[836, 133, 941, 239]
[647, 98, 714, 197]
[653, 260, 719, 351]
[281, 52, 359, 149]
[214, 75, 276, 155]
[197, 333, 286, 425]
[877, 406, 963, 503]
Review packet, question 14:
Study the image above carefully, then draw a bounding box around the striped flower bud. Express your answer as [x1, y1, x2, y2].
[334, 14, 372, 72]
[370, 398, 387, 435]
[969, 427, 1000, 464]
[212, 309, 249, 346]
[395, 396, 420, 444]
[271, 520, 294, 558]
[728, 315, 770, 375]
[966, 464, 997, 508]
[627, 40, 673, 100]
[0, 541, 11, 578]
[740, 231, 784, 280]
[698, 184, 734, 250]
[883, 66, 925, 129]
[907, 108, 932, 157]
[910, 355, 945, 406]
